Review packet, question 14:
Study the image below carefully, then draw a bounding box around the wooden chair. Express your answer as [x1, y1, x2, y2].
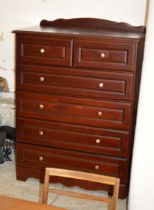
[42, 167, 120, 210]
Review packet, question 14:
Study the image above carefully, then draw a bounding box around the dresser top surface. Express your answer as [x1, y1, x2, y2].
[13, 25, 144, 40]
[13, 18, 145, 40]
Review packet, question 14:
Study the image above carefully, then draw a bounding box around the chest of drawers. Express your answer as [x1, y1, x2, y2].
[14, 18, 145, 198]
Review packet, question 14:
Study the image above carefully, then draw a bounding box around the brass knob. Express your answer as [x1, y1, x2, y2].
[100, 52, 106, 58]
[94, 165, 99, 170]
[98, 82, 104, 88]
[39, 104, 44, 109]
[40, 48, 45, 53]
[39, 156, 44, 161]
[39, 130, 44, 136]
[97, 111, 102, 117]
[39, 76, 45, 82]
[96, 139, 101, 144]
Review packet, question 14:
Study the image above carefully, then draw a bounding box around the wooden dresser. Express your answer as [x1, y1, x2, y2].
[14, 18, 145, 198]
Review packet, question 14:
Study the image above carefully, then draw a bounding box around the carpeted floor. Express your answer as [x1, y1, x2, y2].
[0, 151, 126, 210]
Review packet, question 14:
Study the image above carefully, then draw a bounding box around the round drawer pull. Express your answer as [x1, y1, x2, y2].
[100, 52, 106, 58]
[98, 82, 104, 88]
[39, 156, 44, 161]
[39, 104, 44, 109]
[39, 76, 45, 82]
[96, 139, 101, 144]
[39, 130, 44, 136]
[40, 48, 45, 53]
[97, 111, 102, 117]
[94, 165, 100, 170]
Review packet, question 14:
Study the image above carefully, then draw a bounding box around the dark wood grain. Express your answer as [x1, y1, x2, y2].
[16, 64, 133, 101]
[40, 18, 145, 33]
[16, 35, 73, 66]
[16, 92, 131, 130]
[16, 117, 129, 157]
[14, 18, 145, 199]
[16, 143, 128, 183]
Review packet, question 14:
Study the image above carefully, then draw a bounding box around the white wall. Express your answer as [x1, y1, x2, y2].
[128, 1, 154, 210]
[0, 0, 147, 92]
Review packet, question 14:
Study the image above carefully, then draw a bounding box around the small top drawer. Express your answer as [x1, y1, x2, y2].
[16, 35, 73, 66]
[74, 39, 135, 71]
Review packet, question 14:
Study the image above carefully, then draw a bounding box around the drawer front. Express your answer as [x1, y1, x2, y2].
[74, 40, 135, 71]
[16, 143, 128, 183]
[17, 65, 134, 101]
[16, 93, 132, 130]
[16, 35, 73, 66]
[17, 118, 130, 157]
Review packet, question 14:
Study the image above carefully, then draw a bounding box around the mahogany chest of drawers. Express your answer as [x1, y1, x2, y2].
[14, 18, 145, 198]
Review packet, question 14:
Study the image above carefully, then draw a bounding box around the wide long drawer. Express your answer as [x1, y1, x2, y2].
[16, 92, 132, 130]
[16, 118, 130, 157]
[16, 34, 73, 66]
[17, 64, 133, 101]
[16, 143, 128, 184]
[74, 39, 135, 71]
